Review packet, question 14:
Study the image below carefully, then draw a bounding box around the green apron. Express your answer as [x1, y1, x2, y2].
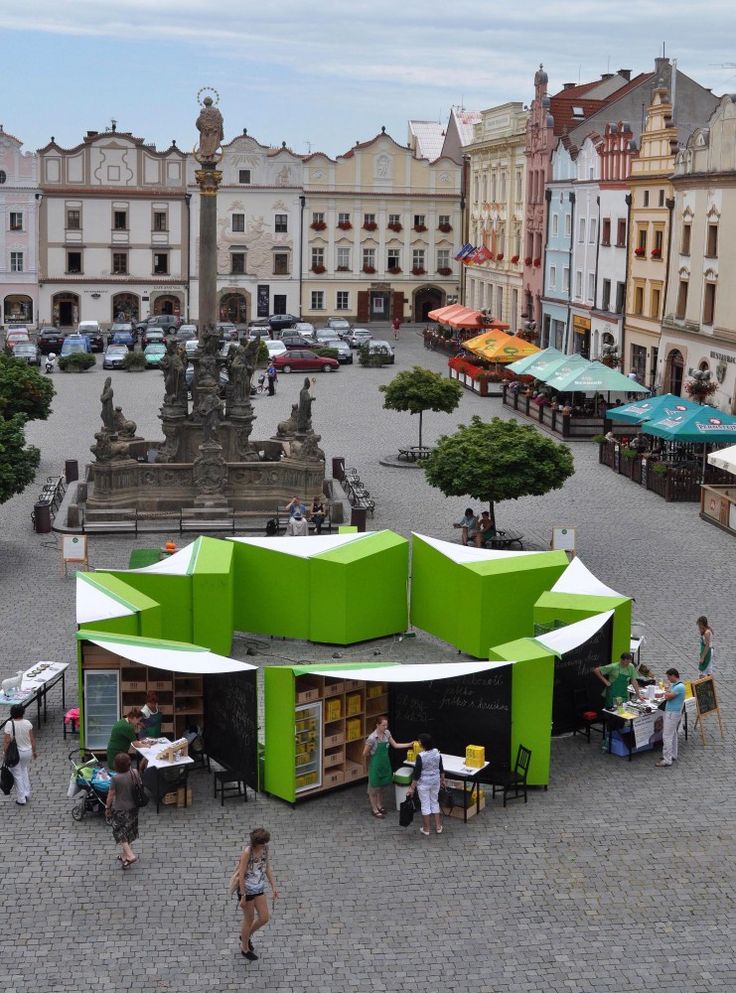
[605, 668, 632, 708]
[699, 634, 713, 673]
[368, 739, 392, 788]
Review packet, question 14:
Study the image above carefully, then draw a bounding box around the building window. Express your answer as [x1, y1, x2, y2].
[10, 251, 24, 273]
[153, 252, 168, 275]
[654, 228, 664, 254]
[564, 213, 571, 237]
[500, 172, 506, 202]
[437, 249, 450, 270]
[312, 211, 325, 226]
[549, 265, 557, 288]
[651, 286, 661, 319]
[706, 224, 718, 258]
[600, 218, 611, 245]
[388, 213, 401, 228]
[643, 190, 649, 207]
[562, 268, 569, 293]
[387, 248, 401, 271]
[231, 252, 246, 275]
[589, 219, 597, 244]
[578, 218, 586, 243]
[336, 291, 349, 311]
[515, 170, 523, 202]
[363, 212, 376, 227]
[311, 247, 325, 269]
[274, 214, 288, 233]
[112, 252, 128, 275]
[615, 281, 625, 314]
[631, 344, 647, 380]
[153, 211, 167, 232]
[311, 291, 324, 311]
[634, 284, 644, 315]
[438, 214, 450, 229]
[551, 213, 558, 237]
[658, 189, 665, 207]
[616, 218, 626, 247]
[336, 247, 351, 270]
[681, 222, 691, 255]
[273, 252, 289, 275]
[575, 270, 582, 298]
[66, 251, 81, 274]
[232, 213, 245, 233]
[363, 248, 376, 271]
[703, 282, 716, 325]
[338, 212, 351, 226]
[239, 169, 251, 184]
[412, 249, 425, 271]
[113, 210, 127, 231]
[637, 227, 647, 252]
[601, 279, 611, 310]
[66, 208, 81, 230]
[9, 212, 22, 231]
[587, 272, 595, 301]
[676, 280, 688, 319]
[413, 214, 426, 229]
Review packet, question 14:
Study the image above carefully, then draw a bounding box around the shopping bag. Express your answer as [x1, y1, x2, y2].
[0, 764, 13, 795]
[399, 795, 415, 827]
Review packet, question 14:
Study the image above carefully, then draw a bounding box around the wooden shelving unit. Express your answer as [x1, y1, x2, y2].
[173, 673, 204, 738]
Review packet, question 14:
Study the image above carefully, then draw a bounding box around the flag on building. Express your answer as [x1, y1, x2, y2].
[454, 243, 474, 260]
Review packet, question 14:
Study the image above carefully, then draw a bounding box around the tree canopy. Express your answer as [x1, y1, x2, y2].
[0, 413, 40, 505]
[0, 356, 54, 506]
[379, 366, 463, 448]
[423, 415, 574, 527]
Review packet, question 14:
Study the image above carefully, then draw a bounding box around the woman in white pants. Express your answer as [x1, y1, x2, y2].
[3, 704, 36, 805]
[408, 733, 447, 836]
[656, 668, 686, 768]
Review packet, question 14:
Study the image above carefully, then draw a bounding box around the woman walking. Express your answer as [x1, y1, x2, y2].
[697, 616, 714, 677]
[407, 733, 446, 836]
[3, 704, 36, 805]
[362, 716, 412, 818]
[237, 828, 279, 962]
[105, 753, 141, 869]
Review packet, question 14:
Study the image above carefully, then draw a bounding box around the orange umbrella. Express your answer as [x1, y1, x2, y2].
[428, 303, 466, 323]
[463, 330, 540, 363]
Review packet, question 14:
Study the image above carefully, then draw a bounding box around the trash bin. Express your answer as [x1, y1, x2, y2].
[65, 459, 79, 483]
[350, 507, 367, 532]
[393, 765, 414, 811]
[33, 501, 52, 534]
[331, 456, 345, 482]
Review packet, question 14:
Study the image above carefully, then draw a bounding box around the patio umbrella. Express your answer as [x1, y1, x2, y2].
[547, 361, 648, 394]
[607, 393, 699, 425]
[428, 303, 467, 323]
[506, 346, 562, 375]
[707, 443, 736, 475]
[463, 330, 540, 363]
[537, 354, 591, 388]
[643, 406, 736, 481]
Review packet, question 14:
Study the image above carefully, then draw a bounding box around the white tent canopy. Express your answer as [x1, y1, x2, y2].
[76, 574, 137, 626]
[127, 540, 199, 575]
[534, 610, 614, 656]
[707, 444, 736, 475]
[412, 533, 543, 563]
[299, 660, 514, 682]
[80, 632, 256, 675]
[228, 532, 375, 559]
[550, 557, 623, 598]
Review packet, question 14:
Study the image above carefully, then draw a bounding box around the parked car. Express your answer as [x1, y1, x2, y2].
[268, 313, 299, 332]
[349, 328, 373, 348]
[365, 339, 396, 363]
[143, 343, 167, 368]
[184, 339, 200, 358]
[292, 321, 316, 339]
[110, 321, 136, 345]
[61, 334, 91, 356]
[273, 350, 339, 374]
[5, 328, 31, 350]
[216, 321, 238, 341]
[280, 334, 315, 350]
[110, 328, 135, 351]
[185, 363, 229, 395]
[326, 317, 352, 337]
[103, 344, 129, 369]
[12, 342, 40, 366]
[314, 327, 337, 343]
[77, 320, 104, 352]
[136, 314, 181, 335]
[246, 323, 271, 340]
[36, 327, 65, 355]
[175, 326, 197, 343]
[218, 341, 239, 363]
[320, 337, 353, 364]
[264, 339, 287, 359]
[142, 327, 166, 347]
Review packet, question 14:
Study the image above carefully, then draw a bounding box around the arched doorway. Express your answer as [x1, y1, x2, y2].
[112, 293, 140, 323]
[152, 294, 182, 317]
[219, 291, 249, 324]
[3, 294, 33, 324]
[665, 348, 685, 396]
[413, 285, 444, 322]
[52, 292, 79, 328]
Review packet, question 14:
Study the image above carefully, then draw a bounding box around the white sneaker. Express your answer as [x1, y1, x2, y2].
[419, 828, 430, 836]
[436, 826, 443, 834]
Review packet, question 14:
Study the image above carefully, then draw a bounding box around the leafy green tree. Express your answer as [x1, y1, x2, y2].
[0, 354, 54, 421]
[379, 366, 463, 449]
[423, 415, 574, 529]
[0, 413, 40, 505]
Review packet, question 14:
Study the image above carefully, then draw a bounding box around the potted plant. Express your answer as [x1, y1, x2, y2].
[362, 265, 376, 274]
[58, 352, 96, 373]
[412, 266, 426, 276]
[413, 223, 427, 233]
[600, 345, 620, 368]
[651, 247, 662, 258]
[533, 258, 541, 267]
[511, 255, 519, 263]
[438, 223, 453, 233]
[310, 220, 326, 231]
[311, 264, 326, 274]
[363, 221, 377, 231]
[336, 265, 350, 272]
[634, 247, 646, 257]
[387, 222, 402, 232]
[337, 220, 352, 230]
[684, 370, 718, 404]
[496, 253, 504, 261]
[524, 256, 532, 266]
[387, 266, 402, 274]
[437, 267, 452, 276]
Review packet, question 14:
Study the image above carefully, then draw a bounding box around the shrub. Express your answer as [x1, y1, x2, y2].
[651, 462, 668, 475]
[257, 339, 269, 366]
[59, 352, 96, 372]
[122, 350, 147, 371]
[621, 447, 638, 459]
[358, 345, 392, 367]
[315, 347, 338, 360]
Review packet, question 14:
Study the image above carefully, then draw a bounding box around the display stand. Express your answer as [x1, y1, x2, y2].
[62, 535, 89, 576]
[692, 676, 724, 744]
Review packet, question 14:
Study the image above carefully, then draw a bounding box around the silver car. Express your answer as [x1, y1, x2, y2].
[321, 337, 353, 364]
[349, 328, 373, 348]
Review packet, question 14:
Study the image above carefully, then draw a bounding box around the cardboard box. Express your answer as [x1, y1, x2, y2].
[366, 684, 385, 699]
[346, 692, 362, 717]
[325, 698, 342, 722]
[322, 680, 345, 699]
[465, 744, 486, 768]
[346, 717, 362, 741]
[176, 786, 192, 808]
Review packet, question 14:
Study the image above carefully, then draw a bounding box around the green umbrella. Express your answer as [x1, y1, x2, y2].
[529, 353, 589, 385]
[506, 346, 563, 375]
[547, 361, 648, 394]
[643, 405, 736, 442]
[607, 393, 699, 424]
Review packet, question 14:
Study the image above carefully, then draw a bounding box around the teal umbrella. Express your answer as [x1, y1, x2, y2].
[506, 346, 563, 375]
[547, 361, 648, 394]
[531, 353, 589, 385]
[607, 393, 699, 425]
[642, 405, 736, 443]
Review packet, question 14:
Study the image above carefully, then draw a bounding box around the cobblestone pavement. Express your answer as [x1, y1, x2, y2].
[1, 326, 734, 992]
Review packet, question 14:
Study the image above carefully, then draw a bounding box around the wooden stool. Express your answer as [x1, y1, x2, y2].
[214, 769, 248, 805]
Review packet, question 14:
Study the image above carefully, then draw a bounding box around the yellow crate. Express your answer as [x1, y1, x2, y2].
[346, 717, 362, 741]
[465, 744, 486, 768]
[346, 692, 362, 717]
[325, 698, 342, 722]
[366, 683, 385, 699]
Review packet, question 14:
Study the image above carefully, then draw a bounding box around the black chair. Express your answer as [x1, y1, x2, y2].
[571, 688, 606, 744]
[485, 745, 531, 807]
[213, 767, 249, 805]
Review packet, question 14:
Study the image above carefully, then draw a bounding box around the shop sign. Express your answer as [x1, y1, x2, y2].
[572, 315, 591, 334]
[257, 284, 269, 318]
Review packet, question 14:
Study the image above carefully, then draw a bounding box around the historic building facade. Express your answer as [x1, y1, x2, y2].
[540, 139, 575, 350]
[464, 102, 528, 329]
[37, 128, 188, 326]
[659, 95, 736, 413]
[568, 135, 601, 358]
[0, 127, 39, 327]
[301, 130, 461, 323]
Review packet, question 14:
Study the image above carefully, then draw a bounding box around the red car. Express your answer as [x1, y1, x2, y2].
[272, 349, 339, 374]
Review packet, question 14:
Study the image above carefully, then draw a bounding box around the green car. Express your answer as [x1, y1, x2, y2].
[144, 343, 167, 368]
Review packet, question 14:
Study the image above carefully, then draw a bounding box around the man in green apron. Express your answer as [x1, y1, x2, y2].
[594, 653, 643, 750]
[362, 717, 413, 819]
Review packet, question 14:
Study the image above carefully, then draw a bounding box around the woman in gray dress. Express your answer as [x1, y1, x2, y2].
[104, 752, 141, 869]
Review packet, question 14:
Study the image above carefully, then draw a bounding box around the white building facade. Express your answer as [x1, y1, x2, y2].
[568, 136, 600, 358]
[0, 127, 39, 327]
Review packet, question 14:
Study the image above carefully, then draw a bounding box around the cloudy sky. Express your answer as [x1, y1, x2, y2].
[3, 0, 736, 155]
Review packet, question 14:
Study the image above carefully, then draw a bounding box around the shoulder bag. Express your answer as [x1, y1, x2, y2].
[399, 794, 415, 827]
[4, 720, 19, 768]
[132, 769, 149, 808]
[0, 763, 13, 795]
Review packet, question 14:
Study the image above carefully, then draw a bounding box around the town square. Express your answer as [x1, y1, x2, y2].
[2, 3, 736, 992]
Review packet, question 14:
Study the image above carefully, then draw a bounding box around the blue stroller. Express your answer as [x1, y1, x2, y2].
[68, 749, 112, 821]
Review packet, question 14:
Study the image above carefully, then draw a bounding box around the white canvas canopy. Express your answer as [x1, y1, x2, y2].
[127, 540, 200, 575]
[79, 632, 256, 675]
[534, 610, 614, 656]
[412, 533, 543, 563]
[76, 574, 137, 626]
[550, 557, 623, 598]
[228, 532, 375, 559]
[298, 660, 514, 682]
[707, 443, 736, 475]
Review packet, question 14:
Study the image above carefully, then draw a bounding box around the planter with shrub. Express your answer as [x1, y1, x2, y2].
[358, 344, 392, 367]
[59, 352, 96, 373]
[122, 350, 148, 372]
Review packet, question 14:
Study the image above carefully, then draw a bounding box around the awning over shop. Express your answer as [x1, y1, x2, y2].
[463, 330, 540, 363]
[427, 303, 467, 323]
[506, 346, 563, 375]
[607, 393, 698, 424]
[291, 660, 515, 681]
[707, 443, 736, 475]
[76, 630, 256, 675]
[428, 305, 510, 331]
[643, 405, 736, 442]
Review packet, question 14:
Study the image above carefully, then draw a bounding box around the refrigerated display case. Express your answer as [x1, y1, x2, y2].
[83, 669, 120, 750]
[295, 701, 322, 793]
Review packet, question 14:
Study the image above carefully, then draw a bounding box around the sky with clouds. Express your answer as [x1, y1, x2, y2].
[3, 0, 736, 155]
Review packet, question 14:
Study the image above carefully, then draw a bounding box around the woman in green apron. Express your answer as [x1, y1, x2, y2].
[697, 616, 714, 676]
[362, 717, 413, 819]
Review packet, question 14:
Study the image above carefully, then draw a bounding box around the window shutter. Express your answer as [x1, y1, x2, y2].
[391, 292, 405, 321]
[357, 291, 369, 321]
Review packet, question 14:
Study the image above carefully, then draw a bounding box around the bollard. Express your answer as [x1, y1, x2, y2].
[65, 459, 79, 483]
[33, 502, 52, 534]
[332, 456, 345, 482]
[350, 507, 367, 532]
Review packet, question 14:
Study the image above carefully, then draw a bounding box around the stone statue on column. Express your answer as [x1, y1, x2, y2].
[195, 96, 224, 163]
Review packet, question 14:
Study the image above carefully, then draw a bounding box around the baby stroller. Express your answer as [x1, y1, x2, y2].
[68, 749, 111, 821]
[256, 371, 267, 393]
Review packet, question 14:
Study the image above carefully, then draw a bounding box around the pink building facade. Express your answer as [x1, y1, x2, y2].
[523, 66, 554, 329]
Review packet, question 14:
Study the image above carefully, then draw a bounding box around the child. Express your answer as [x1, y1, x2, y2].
[237, 828, 279, 962]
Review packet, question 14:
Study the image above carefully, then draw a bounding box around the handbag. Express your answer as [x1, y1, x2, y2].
[399, 794, 415, 827]
[132, 770, 149, 808]
[0, 763, 13, 795]
[438, 784, 454, 812]
[4, 721, 19, 768]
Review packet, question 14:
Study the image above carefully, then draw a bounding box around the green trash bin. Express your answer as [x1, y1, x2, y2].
[393, 765, 414, 811]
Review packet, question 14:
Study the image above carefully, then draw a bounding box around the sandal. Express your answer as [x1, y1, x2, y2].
[122, 856, 139, 869]
[371, 810, 385, 819]
[377, 807, 386, 814]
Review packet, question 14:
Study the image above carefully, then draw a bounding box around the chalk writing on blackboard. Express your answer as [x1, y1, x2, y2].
[204, 670, 258, 788]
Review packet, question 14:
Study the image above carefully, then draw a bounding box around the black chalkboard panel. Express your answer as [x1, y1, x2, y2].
[204, 670, 258, 790]
[388, 667, 512, 769]
[552, 616, 613, 735]
[693, 676, 718, 717]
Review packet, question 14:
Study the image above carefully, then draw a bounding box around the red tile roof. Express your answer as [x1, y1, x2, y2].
[550, 73, 655, 136]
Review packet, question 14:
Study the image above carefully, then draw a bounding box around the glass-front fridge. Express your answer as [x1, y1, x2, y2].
[295, 700, 322, 794]
[84, 670, 120, 750]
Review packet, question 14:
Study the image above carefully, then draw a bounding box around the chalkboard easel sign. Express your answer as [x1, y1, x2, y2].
[204, 670, 258, 789]
[692, 676, 724, 745]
